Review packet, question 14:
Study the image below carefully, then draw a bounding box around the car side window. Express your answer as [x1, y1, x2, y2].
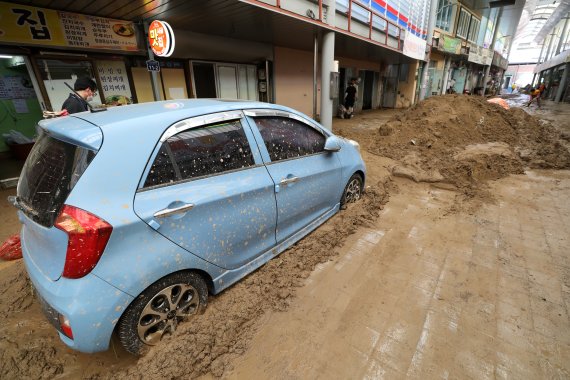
[252, 116, 326, 162]
[143, 144, 177, 188]
[144, 119, 255, 188]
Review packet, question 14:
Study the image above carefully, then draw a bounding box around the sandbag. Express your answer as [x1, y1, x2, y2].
[0, 234, 22, 261]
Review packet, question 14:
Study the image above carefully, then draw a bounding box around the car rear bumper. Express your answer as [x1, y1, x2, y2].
[22, 244, 134, 353]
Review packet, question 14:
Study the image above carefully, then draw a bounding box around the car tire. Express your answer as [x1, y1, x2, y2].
[340, 173, 363, 207]
[117, 271, 208, 355]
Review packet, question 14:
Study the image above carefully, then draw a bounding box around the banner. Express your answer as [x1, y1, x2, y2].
[492, 52, 508, 70]
[403, 31, 427, 61]
[0, 2, 139, 51]
[468, 45, 493, 65]
[439, 35, 461, 55]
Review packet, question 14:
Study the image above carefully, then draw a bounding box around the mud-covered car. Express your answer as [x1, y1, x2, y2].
[11, 99, 365, 354]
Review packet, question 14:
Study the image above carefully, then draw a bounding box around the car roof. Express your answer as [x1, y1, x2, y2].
[73, 99, 290, 130]
[39, 99, 323, 150]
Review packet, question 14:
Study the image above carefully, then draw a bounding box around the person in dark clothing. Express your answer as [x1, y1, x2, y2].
[343, 78, 358, 118]
[61, 77, 97, 114]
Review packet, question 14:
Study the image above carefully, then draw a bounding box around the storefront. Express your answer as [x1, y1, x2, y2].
[0, 1, 143, 168]
[0, 1, 266, 183]
[466, 44, 493, 95]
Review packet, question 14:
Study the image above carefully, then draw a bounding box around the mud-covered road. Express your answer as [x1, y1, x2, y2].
[1, 94, 569, 379]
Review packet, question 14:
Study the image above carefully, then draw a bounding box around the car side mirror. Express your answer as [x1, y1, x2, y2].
[324, 136, 342, 152]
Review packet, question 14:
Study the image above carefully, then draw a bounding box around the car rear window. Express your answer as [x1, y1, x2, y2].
[17, 133, 96, 227]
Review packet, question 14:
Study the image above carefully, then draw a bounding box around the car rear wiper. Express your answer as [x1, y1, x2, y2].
[8, 195, 39, 216]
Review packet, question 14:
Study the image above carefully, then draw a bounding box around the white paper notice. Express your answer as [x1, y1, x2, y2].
[12, 99, 29, 113]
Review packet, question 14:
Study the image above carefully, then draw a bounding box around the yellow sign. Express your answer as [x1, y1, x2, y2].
[0, 2, 139, 51]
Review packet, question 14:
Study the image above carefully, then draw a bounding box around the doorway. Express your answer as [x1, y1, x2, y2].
[362, 70, 374, 110]
[0, 54, 43, 186]
[191, 61, 258, 100]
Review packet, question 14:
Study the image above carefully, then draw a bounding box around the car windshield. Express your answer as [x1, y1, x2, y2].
[17, 132, 96, 227]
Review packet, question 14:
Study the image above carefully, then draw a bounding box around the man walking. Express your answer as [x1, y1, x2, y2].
[343, 78, 358, 118]
[61, 77, 98, 114]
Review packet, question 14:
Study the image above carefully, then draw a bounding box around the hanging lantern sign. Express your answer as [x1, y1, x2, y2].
[148, 20, 175, 57]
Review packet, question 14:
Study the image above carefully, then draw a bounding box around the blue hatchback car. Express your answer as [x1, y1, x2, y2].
[12, 99, 365, 354]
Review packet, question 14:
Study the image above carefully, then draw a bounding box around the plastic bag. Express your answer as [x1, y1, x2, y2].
[0, 234, 23, 261]
[2, 130, 34, 145]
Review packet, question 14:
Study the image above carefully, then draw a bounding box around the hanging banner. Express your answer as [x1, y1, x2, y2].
[148, 20, 175, 57]
[0, 1, 139, 51]
[403, 31, 427, 61]
[468, 45, 493, 65]
[438, 35, 462, 55]
[492, 52, 508, 70]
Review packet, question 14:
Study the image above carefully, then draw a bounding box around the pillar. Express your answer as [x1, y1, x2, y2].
[482, 7, 502, 96]
[441, 57, 451, 94]
[555, 63, 570, 102]
[320, 31, 335, 130]
[419, 0, 438, 101]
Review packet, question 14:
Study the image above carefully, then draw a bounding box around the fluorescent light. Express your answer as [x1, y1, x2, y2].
[0, 55, 14, 59]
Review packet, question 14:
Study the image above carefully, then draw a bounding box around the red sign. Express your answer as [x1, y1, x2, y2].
[148, 20, 175, 57]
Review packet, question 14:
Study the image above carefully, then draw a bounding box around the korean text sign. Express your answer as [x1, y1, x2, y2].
[0, 1, 139, 51]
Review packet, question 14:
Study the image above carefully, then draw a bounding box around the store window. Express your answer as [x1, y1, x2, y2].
[191, 61, 258, 100]
[36, 59, 102, 111]
[468, 17, 480, 43]
[456, 8, 471, 39]
[435, 0, 454, 32]
[96, 60, 133, 105]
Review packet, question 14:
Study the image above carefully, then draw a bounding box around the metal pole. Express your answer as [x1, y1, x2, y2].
[482, 7, 502, 97]
[143, 21, 162, 101]
[419, 0, 438, 101]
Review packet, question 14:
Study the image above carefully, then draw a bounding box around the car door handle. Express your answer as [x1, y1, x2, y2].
[280, 176, 300, 185]
[153, 203, 195, 218]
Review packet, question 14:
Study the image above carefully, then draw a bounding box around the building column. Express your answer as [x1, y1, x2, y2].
[320, 31, 335, 130]
[482, 7, 502, 96]
[441, 56, 451, 94]
[555, 63, 570, 102]
[419, 0, 438, 101]
[319, 0, 336, 130]
[556, 16, 570, 56]
[544, 33, 556, 63]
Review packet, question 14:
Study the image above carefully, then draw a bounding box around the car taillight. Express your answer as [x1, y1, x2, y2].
[54, 205, 112, 279]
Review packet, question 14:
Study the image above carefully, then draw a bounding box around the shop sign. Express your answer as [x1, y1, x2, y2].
[492, 52, 508, 70]
[146, 60, 160, 72]
[438, 35, 462, 55]
[403, 31, 427, 61]
[468, 45, 493, 65]
[148, 20, 175, 57]
[0, 1, 139, 51]
[96, 60, 133, 104]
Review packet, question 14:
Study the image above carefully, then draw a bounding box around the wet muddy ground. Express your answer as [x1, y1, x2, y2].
[0, 94, 569, 379]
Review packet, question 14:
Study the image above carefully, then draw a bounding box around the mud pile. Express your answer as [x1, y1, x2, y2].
[368, 95, 570, 192]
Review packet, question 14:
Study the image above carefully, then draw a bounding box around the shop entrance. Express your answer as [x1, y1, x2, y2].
[362, 70, 374, 110]
[191, 61, 258, 100]
[0, 54, 43, 187]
